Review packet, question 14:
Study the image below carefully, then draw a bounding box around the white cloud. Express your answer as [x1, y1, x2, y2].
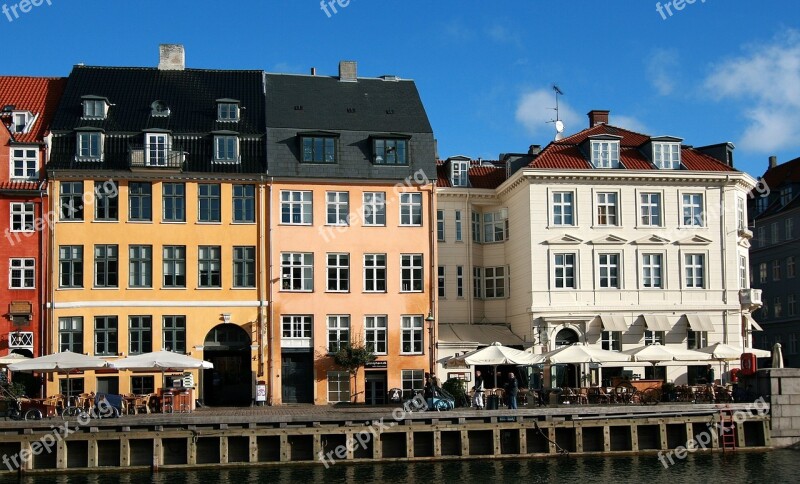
[704, 29, 800, 152]
[612, 115, 649, 134]
[486, 24, 522, 48]
[646, 49, 679, 96]
[515, 88, 581, 138]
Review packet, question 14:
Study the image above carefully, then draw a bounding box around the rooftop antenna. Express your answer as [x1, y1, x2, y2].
[547, 84, 566, 141]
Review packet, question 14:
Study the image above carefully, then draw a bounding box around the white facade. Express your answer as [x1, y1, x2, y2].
[437, 158, 760, 386]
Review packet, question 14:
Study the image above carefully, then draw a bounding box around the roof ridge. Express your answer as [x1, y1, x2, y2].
[73, 66, 264, 73]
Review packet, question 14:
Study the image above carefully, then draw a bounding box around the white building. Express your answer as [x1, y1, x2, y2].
[436, 110, 761, 387]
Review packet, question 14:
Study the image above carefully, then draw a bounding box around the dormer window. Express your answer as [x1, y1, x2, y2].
[301, 135, 337, 163]
[373, 137, 409, 165]
[11, 111, 33, 133]
[451, 160, 469, 187]
[150, 100, 171, 118]
[781, 187, 793, 206]
[76, 131, 103, 161]
[82, 96, 108, 119]
[653, 142, 681, 169]
[591, 140, 619, 168]
[145, 133, 171, 166]
[217, 100, 240, 122]
[214, 135, 239, 163]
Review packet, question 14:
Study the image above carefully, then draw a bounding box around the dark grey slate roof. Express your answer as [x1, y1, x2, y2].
[265, 74, 433, 134]
[48, 66, 266, 174]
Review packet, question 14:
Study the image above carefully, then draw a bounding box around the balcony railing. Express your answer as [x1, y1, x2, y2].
[8, 331, 33, 350]
[129, 145, 186, 170]
[740, 289, 763, 308]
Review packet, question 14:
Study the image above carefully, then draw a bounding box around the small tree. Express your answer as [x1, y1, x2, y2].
[332, 343, 376, 403]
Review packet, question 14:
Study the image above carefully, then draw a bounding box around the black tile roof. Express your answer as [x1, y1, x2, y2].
[49, 66, 266, 174]
[265, 74, 433, 133]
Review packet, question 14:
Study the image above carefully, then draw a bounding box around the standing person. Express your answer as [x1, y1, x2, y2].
[507, 372, 519, 410]
[423, 373, 433, 399]
[472, 370, 484, 409]
[706, 365, 716, 387]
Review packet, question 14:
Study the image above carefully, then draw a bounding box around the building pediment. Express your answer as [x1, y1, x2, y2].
[634, 235, 671, 245]
[676, 235, 713, 245]
[589, 234, 628, 245]
[546, 234, 584, 245]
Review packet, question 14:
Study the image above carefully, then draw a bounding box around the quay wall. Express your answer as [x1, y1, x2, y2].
[0, 404, 770, 474]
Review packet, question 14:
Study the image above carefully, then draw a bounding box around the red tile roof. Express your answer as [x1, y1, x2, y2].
[0, 76, 67, 144]
[530, 123, 736, 172]
[436, 162, 506, 189]
[0, 180, 45, 191]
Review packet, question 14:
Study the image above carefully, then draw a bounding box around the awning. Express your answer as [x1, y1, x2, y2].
[437, 324, 525, 346]
[685, 314, 715, 332]
[599, 314, 628, 332]
[643, 314, 672, 332]
[743, 313, 763, 332]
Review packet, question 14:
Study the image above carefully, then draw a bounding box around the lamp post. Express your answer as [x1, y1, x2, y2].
[425, 312, 435, 375]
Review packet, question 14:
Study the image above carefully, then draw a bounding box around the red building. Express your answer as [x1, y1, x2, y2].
[0, 77, 65, 393]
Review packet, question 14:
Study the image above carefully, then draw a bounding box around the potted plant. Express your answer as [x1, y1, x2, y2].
[661, 382, 676, 402]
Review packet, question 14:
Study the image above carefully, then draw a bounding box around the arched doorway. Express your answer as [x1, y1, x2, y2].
[552, 329, 580, 388]
[6, 349, 39, 397]
[202, 325, 252, 406]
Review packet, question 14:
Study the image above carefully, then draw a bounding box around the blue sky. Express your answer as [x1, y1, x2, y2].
[2, 0, 799, 177]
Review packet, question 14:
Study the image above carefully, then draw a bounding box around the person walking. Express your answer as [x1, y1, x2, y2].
[507, 372, 519, 410]
[472, 370, 484, 410]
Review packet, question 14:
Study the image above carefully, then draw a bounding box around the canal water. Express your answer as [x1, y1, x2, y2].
[3, 450, 798, 484]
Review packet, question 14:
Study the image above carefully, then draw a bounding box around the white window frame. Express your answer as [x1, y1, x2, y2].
[145, 133, 170, 167]
[595, 192, 619, 226]
[473, 267, 483, 299]
[739, 255, 749, 289]
[401, 315, 423, 355]
[644, 330, 666, 346]
[551, 191, 575, 226]
[326, 253, 349, 292]
[326, 191, 350, 226]
[401, 369, 424, 394]
[653, 142, 681, 169]
[399, 193, 422, 226]
[484, 266, 507, 298]
[553, 253, 577, 290]
[217, 103, 240, 122]
[437, 210, 445, 241]
[326, 315, 350, 353]
[362, 192, 386, 226]
[590, 140, 620, 168]
[282, 315, 312, 339]
[471, 211, 481, 242]
[280, 191, 313, 225]
[641, 253, 663, 289]
[687, 330, 708, 350]
[483, 210, 509, 243]
[455, 210, 463, 241]
[77, 132, 102, 160]
[684, 253, 706, 289]
[10, 147, 38, 180]
[451, 161, 469, 187]
[10, 202, 35, 232]
[82, 99, 107, 119]
[639, 192, 662, 227]
[363, 254, 386, 293]
[281, 253, 314, 292]
[365, 316, 387, 355]
[9, 258, 35, 289]
[598, 253, 620, 289]
[213, 135, 239, 163]
[327, 371, 351, 403]
[401, 254, 423, 292]
[10, 111, 31, 133]
[737, 197, 746, 231]
[681, 193, 705, 227]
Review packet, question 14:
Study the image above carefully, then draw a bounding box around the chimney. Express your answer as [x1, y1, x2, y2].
[769, 155, 778, 169]
[310, 67, 317, 76]
[528, 145, 542, 155]
[588, 110, 610, 127]
[339, 61, 357, 82]
[158, 44, 185, 71]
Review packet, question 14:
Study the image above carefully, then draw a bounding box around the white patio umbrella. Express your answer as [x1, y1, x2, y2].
[449, 342, 539, 388]
[8, 351, 108, 398]
[540, 344, 630, 364]
[772, 343, 784, 369]
[0, 353, 30, 366]
[109, 351, 213, 390]
[695, 343, 769, 384]
[623, 343, 712, 365]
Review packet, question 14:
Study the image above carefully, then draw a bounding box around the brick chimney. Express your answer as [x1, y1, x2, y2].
[769, 155, 778, 169]
[339, 61, 357, 82]
[588, 110, 610, 127]
[158, 44, 185, 71]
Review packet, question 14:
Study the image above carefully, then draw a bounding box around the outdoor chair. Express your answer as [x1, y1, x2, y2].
[132, 394, 153, 415]
[576, 388, 589, 405]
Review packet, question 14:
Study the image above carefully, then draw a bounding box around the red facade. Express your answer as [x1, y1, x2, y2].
[0, 77, 65, 371]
